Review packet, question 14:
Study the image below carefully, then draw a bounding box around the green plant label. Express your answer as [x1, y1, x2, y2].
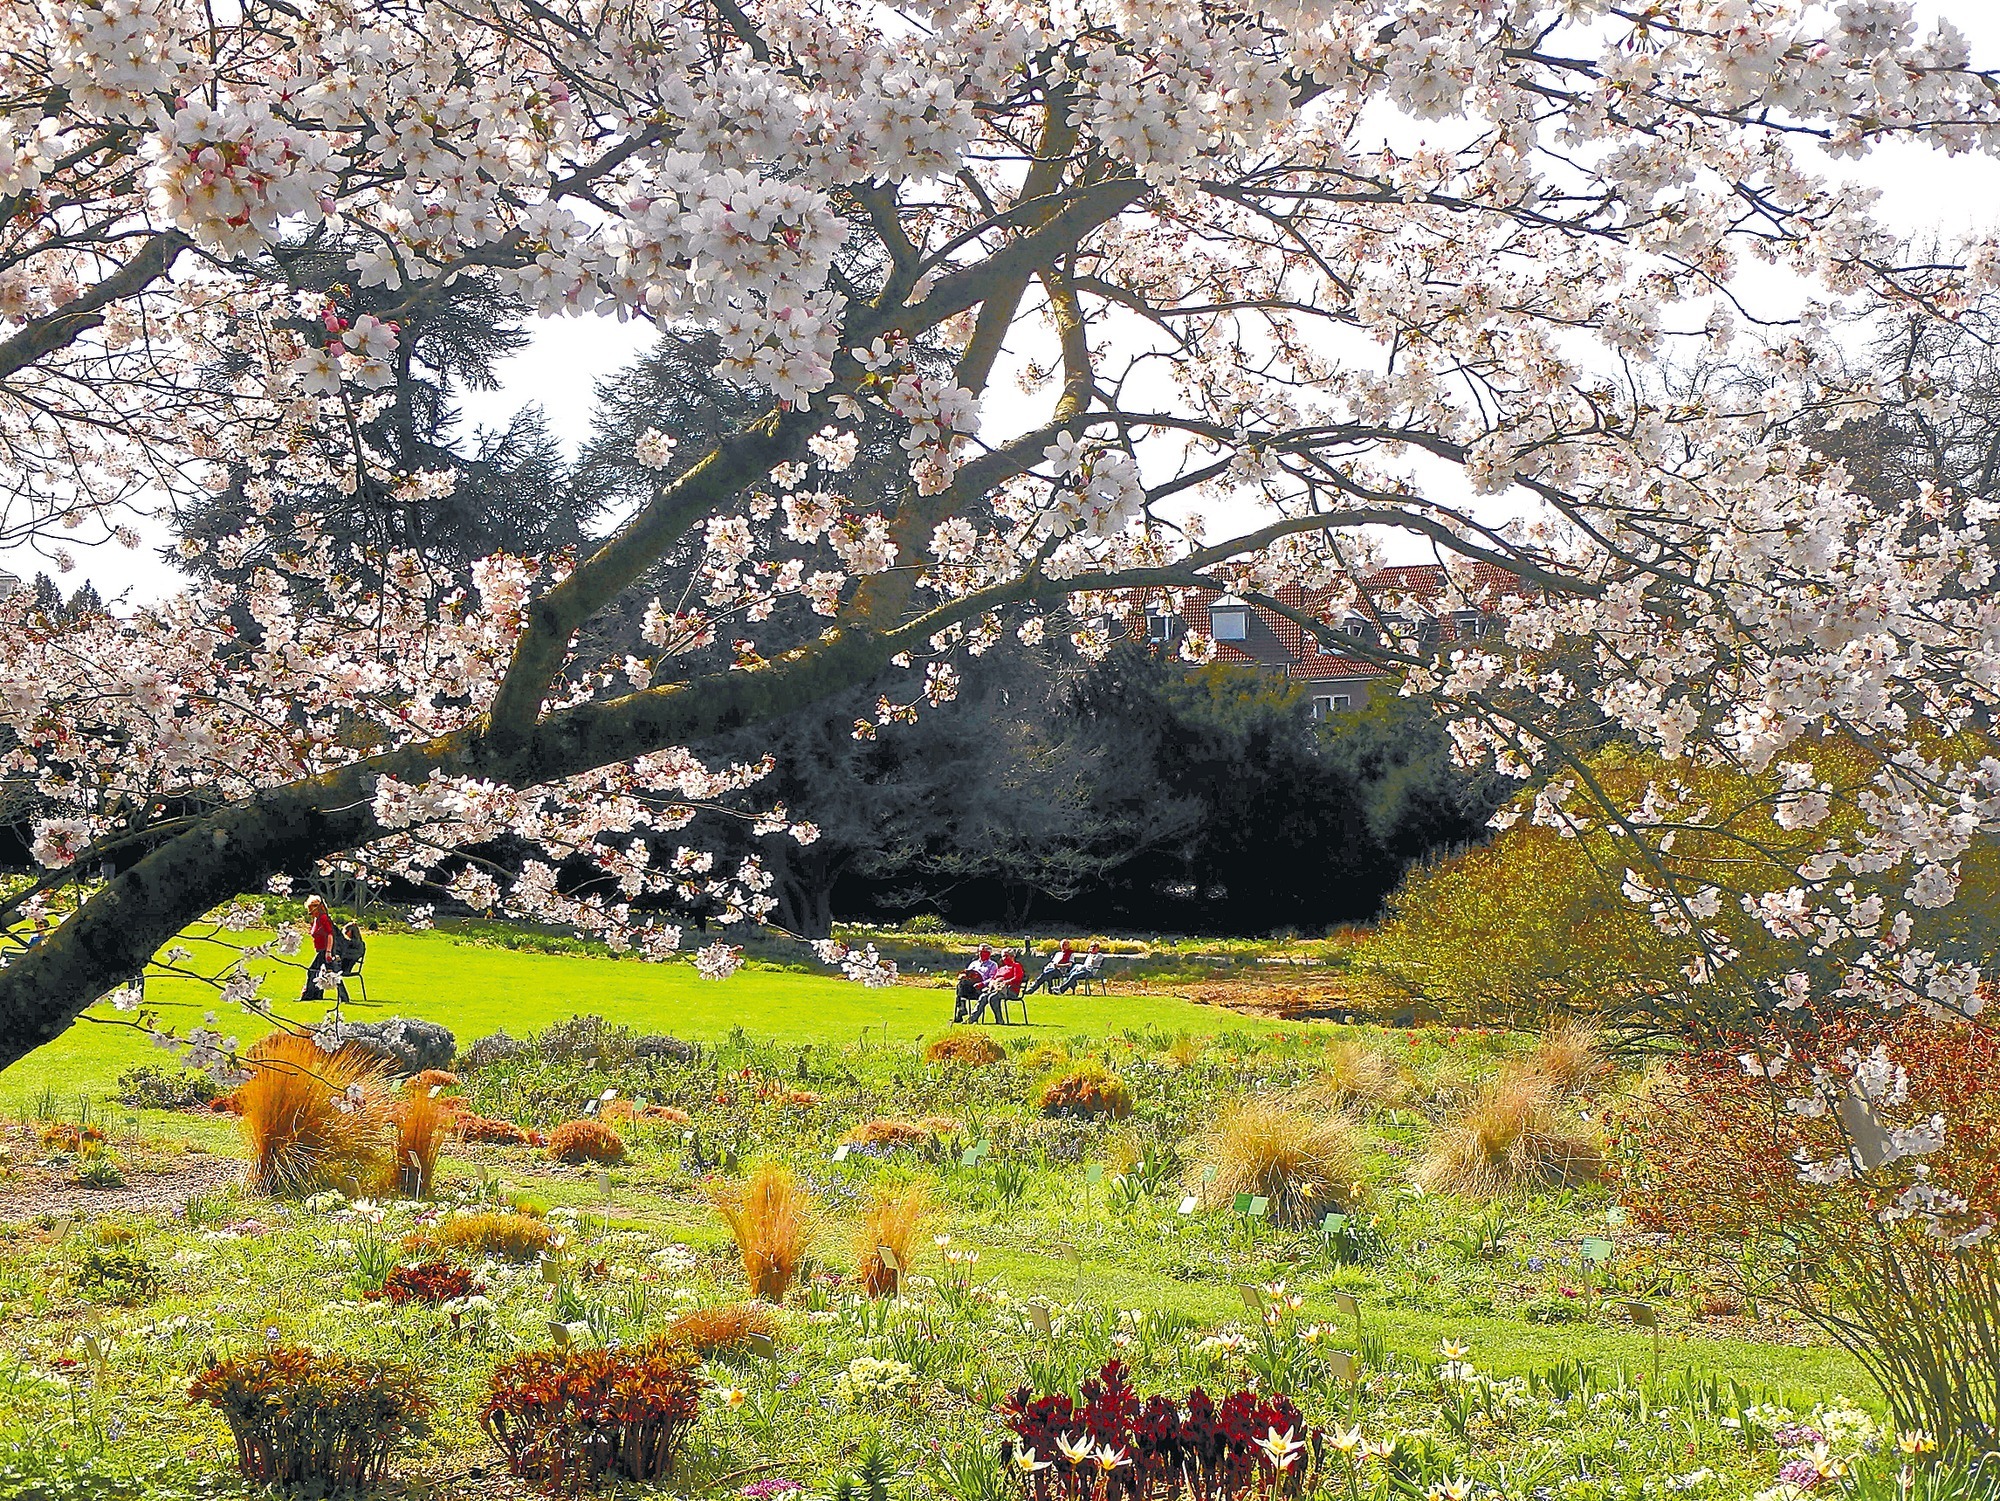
[1247, 1196, 1269, 1219]
[1624, 1301, 1657, 1327]
[1581, 1237, 1614, 1264]
[1238, 1284, 1264, 1311]
[1327, 1350, 1356, 1382]
[1333, 1291, 1360, 1318]
[1605, 1206, 1627, 1227]
[745, 1332, 777, 1361]
[1025, 1303, 1052, 1337]
[1232, 1192, 1253, 1215]
[1084, 1164, 1104, 1185]
[1321, 1213, 1347, 1234]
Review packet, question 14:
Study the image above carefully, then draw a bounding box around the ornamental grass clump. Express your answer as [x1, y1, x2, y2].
[386, 1084, 452, 1197]
[1314, 1038, 1411, 1109]
[1041, 1060, 1133, 1119]
[1002, 1359, 1321, 1501]
[842, 1117, 960, 1152]
[425, 1210, 557, 1262]
[666, 1301, 779, 1355]
[1525, 1020, 1610, 1097]
[546, 1118, 626, 1164]
[1628, 1017, 2000, 1449]
[1418, 1072, 1601, 1198]
[854, 1184, 926, 1297]
[189, 1346, 430, 1492]
[482, 1336, 702, 1492]
[235, 1031, 393, 1194]
[709, 1163, 814, 1302]
[926, 1029, 1006, 1067]
[1188, 1097, 1365, 1228]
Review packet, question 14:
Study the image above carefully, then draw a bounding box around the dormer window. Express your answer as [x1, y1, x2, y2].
[1342, 616, 1367, 638]
[1209, 594, 1249, 641]
[1146, 611, 1176, 643]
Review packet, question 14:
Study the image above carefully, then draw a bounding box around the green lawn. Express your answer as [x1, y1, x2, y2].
[4, 927, 1264, 1102]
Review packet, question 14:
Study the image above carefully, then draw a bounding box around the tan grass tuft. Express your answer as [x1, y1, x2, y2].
[667, 1301, 781, 1355]
[853, 1185, 925, 1297]
[1417, 1072, 1603, 1197]
[924, 1030, 1006, 1067]
[545, 1119, 626, 1164]
[1187, 1096, 1365, 1228]
[234, 1031, 392, 1195]
[708, 1163, 815, 1302]
[1315, 1038, 1412, 1109]
[422, 1210, 555, 1261]
[1525, 1020, 1609, 1097]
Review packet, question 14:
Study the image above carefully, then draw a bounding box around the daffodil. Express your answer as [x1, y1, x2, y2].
[1898, 1431, 1935, 1456]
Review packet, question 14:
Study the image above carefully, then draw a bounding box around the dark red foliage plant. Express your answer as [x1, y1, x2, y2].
[1621, 1014, 2000, 1448]
[376, 1260, 479, 1304]
[188, 1345, 431, 1491]
[481, 1336, 702, 1493]
[1000, 1361, 1321, 1501]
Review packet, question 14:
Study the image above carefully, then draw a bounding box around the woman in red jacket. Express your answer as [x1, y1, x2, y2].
[300, 894, 336, 1003]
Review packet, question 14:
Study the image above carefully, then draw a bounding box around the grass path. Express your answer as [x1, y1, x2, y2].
[4, 926, 1265, 1101]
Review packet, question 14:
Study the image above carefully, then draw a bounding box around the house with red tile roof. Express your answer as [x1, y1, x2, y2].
[1135, 562, 1522, 717]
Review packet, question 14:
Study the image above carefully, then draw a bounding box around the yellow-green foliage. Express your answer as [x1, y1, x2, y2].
[1357, 740, 2000, 1033]
[423, 1211, 556, 1262]
[1188, 1097, 1365, 1228]
[1041, 1060, 1132, 1119]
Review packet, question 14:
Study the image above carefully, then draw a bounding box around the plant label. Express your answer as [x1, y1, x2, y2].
[1321, 1212, 1347, 1235]
[961, 1147, 982, 1169]
[547, 1321, 571, 1346]
[1238, 1284, 1264, 1312]
[1624, 1301, 1657, 1328]
[1605, 1205, 1627, 1227]
[597, 1169, 613, 1199]
[745, 1332, 777, 1362]
[1026, 1303, 1053, 1338]
[1581, 1237, 1614, 1265]
[1333, 1292, 1360, 1319]
[1232, 1192, 1254, 1215]
[1203, 1165, 1218, 1183]
[1247, 1196, 1269, 1220]
[539, 1256, 563, 1285]
[832, 1145, 850, 1161]
[1327, 1350, 1356, 1383]
[1084, 1164, 1103, 1186]
[1177, 1195, 1198, 1216]
[878, 1244, 903, 1273]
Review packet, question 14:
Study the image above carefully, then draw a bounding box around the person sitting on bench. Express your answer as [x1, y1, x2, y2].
[1024, 940, 1074, 995]
[971, 950, 1024, 1022]
[952, 967, 983, 1023]
[329, 920, 366, 1005]
[1054, 942, 1105, 993]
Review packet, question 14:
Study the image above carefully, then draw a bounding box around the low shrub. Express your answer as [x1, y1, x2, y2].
[482, 1337, 702, 1491]
[925, 1030, 1006, 1067]
[1418, 1073, 1601, 1197]
[235, 1031, 393, 1195]
[1188, 1096, 1366, 1228]
[1041, 1061, 1132, 1120]
[188, 1346, 430, 1491]
[1627, 1017, 2000, 1448]
[455, 1113, 537, 1146]
[854, 1185, 925, 1297]
[407, 1069, 460, 1093]
[547, 1118, 626, 1164]
[1002, 1360, 1321, 1500]
[709, 1163, 814, 1302]
[424, 1211, 557, 1262]
[38, 1121, 104, 1152]
[377, 1261, 478, 1305]
[667, 1301, 780, 1355]
[386, 1086, 452, 1197]
[115, 1065, 220, 1111]
[842, 1118, 959, 1152]
[72, 1247, 160, 1304]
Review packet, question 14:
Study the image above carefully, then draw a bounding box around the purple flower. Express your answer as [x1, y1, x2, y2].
[1526, 1256, 1546, 1272]
[1774, 1426, 1826, 1450]
[741, 1481, 803, 1500]
[1776, 1459, 1823, 1490]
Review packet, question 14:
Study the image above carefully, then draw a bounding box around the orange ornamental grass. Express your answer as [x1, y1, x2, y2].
[667, 1301, 780, 1355]
[234, 1031, 392, 1195]
[853, 1185, 926, 1297]
[707, 1163, 814, 1302]
[386, 1085, 453, 1197]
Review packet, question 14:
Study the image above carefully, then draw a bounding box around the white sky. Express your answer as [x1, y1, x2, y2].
[14, 2, 2000, 606]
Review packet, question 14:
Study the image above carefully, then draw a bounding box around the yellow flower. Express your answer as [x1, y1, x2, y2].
[1429, 1477, 1473, 1501]
[721, 1387, 747, 1410]
[1093, 1445, 1132, 1473]
[1254, 1427, 1307, 1470]
[1330, 1424, 1364, 1458]
[1055, 1433, 1094, 1466]
[1898, 1432, 1935, 1456]
[1013, 1448, 1052, 1475]
[1439, 1338, 1471, 1361]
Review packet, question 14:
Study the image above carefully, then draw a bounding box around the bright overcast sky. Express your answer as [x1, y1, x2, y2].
[14, 2, 2000, 606]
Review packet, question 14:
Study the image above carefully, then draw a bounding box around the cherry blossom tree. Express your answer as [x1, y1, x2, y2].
[4, 0, 2000, 1076]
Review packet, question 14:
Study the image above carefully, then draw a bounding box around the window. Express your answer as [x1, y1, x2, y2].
[1146, 611, 1175, 642]
[1211, 608, 1248, 641]
[1333, 693, 1352, 709]
[1312, 695, 1335, 718]
[1312, 694, 1353, 718]
[1342, 617, 1367, 637]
